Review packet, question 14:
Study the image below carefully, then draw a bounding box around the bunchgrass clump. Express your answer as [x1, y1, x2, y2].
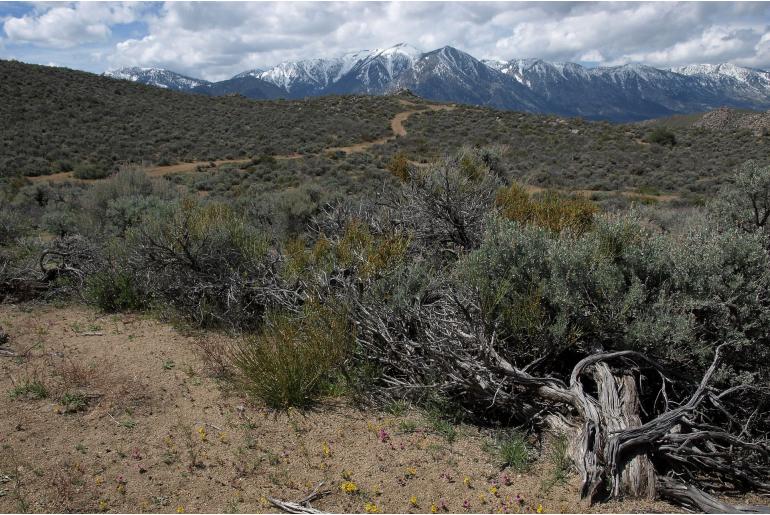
[495, 430, 533, 472]
[9, 381, 48, 400]
[548, 432, 572, 483]
[60, 391, 88, 413]
[426, 410, 458, 443]
[232, 301, 353, 409]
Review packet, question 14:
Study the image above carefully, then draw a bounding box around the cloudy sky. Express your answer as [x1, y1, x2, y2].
[1, 1, 769, 81]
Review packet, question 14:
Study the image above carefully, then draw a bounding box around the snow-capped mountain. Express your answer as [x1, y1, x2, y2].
[672, 63, 770, 90]
[247, 43, 423, 96]
[256, 57, 349, 96]
[103, 46, 770, 122]
[392, 46, 543, 111]
[489, 59, 770, 120]
[670, 63, 770, 103]
[103, 67, 210, 91]
[329, 43, 422, 94]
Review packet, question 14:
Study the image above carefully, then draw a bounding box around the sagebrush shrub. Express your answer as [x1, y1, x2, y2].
[647, 127, 677, 146]
[387, 152, 411, 182]
[73, 163, 111, 180]
[84, 269, 144, 313]
[128, 197, 273, 328]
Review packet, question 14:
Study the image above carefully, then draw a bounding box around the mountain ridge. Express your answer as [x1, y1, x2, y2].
[105, 44, 770, 121]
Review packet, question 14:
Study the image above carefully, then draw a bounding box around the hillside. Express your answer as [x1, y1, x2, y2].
[0, 60, 404, 178]
[381, 107, 770, 196]
[3, 59, 770, 199]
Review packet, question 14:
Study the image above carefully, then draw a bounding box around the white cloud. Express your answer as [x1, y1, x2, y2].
[580, 50, 605, 63]
[3, 2, 145, 48]
[3, 2, 770, 78]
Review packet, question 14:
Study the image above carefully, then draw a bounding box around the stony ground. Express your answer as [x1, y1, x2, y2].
[0, 303, 684, 513]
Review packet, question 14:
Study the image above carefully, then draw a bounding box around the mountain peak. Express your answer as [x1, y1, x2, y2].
[103, 67, 210, 90]
[376, 43, 422, 59]
[232, 68, 264, 79]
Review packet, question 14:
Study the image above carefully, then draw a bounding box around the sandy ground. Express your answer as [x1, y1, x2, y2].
[0, 304, 684, 513]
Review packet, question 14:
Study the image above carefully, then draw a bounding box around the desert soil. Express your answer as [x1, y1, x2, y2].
[0, 304, 683, 513]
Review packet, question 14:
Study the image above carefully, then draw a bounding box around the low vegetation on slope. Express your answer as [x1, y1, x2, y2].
[386, 107, 770, 195]
[0, 60, 404, 178]
[3, 60, 770, 200]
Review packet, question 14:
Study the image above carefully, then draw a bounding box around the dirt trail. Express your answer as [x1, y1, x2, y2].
[28, 103, 455, 184]
[327, 104, 455, 154]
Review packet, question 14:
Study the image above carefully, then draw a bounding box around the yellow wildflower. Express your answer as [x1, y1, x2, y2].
[489, 485, 498, 497]
[430, 503, 439, 513]
[341, 481, 358, 494]
[364, 502, 380, 513]
[342, 469, 353, 480]
[197, 427, 207, 441]
[410, 495, 418, 507]
[322, 442, 331, 457]
[218, 432, 229, 444]
[405, 466, 417, 478]
[98, 500, 108, 512]
[463, 476, 472, 488]
[94, 475, 103, 485]
[537, 504, 544, 514]
[177, 506, 185, 513]
[116, 484, 126, 494]
[478, 494, 487, 505]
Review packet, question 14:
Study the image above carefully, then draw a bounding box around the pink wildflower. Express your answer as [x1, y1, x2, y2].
[377, 428, 390, 442]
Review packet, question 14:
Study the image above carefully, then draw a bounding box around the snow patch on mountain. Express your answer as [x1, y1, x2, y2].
[104, 67, 209, 90]
[671, 63, 770, 93]
[256, 43, 423, 93]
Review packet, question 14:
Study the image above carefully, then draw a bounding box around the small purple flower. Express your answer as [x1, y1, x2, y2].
[377, 428, 390, 442]
[462, 499, 471, 510]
